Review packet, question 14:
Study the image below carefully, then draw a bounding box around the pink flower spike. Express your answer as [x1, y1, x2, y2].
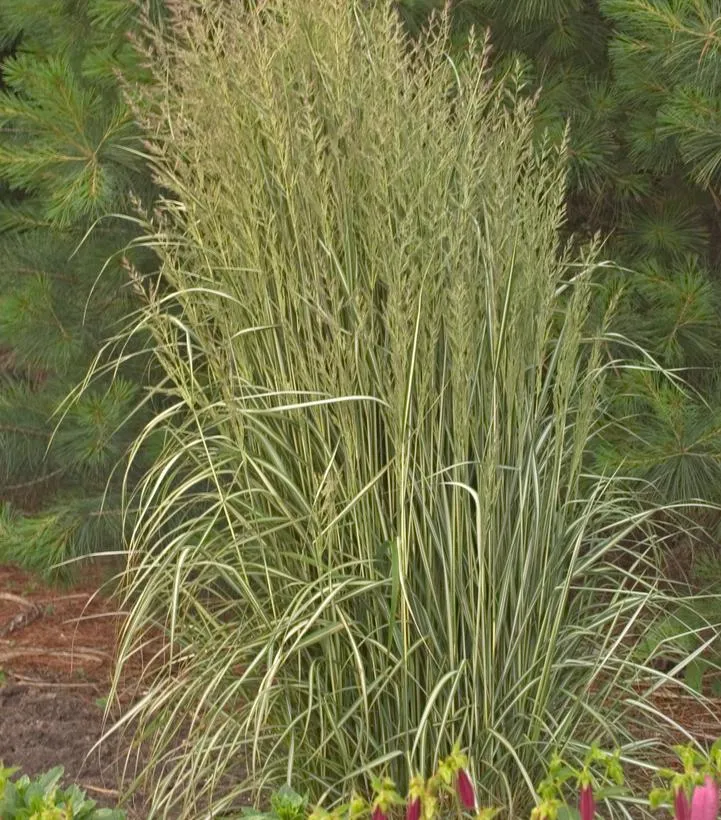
[579, 784, 595, 820]
[690, 777, 719, 820]
[456, 768, 476, 810]
[372, 807, 388, 820]
[406, 797, 421, 820]
[675, 788, 691, 820]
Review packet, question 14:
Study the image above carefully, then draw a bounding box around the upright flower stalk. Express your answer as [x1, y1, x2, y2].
[435, 745, 477, 812]
[306, 744, 721, 820]
[406, 797, 421, 820]
[675, 788, 691, 820]
[579, 783, 595, 820]
[689, 777, 719, 820]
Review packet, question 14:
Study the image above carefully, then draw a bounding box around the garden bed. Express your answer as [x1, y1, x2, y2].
[2, 562, 721, 819]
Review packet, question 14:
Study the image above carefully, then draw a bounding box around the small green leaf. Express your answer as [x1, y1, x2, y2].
[684, 659, 707, 694]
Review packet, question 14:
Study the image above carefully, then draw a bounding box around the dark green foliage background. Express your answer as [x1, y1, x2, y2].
[0, 0, 162, 578]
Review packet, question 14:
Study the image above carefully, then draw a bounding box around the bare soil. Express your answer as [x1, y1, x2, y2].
[0, 564, 145, 814]
[0, 684, 124, 802]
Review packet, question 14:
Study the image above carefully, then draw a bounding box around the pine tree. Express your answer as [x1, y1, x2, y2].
[399, 0, 721, 512]
[0, 0, 162, 578]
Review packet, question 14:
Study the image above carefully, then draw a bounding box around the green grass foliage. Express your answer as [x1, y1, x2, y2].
[101, 2, 710, 816]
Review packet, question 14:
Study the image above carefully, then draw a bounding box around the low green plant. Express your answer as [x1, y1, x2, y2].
[638, 605, 721, 695]
[0, 765, 124, 819]
[241, 786, 309, 820]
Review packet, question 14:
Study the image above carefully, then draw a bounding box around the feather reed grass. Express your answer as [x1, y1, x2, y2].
[98, 2, 712, 816]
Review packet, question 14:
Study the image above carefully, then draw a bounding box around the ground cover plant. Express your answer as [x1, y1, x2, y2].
[0, 764, 124, 819]
[95, 1, 718, 817]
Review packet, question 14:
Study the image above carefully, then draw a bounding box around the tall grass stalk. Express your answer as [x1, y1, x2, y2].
[104, 2, 702, 816]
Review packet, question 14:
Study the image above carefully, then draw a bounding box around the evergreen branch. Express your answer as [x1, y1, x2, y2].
[658, 86, 721, 188]
[0, 202, 48, 233]
[2, 467, 64, 491]
[0, 424, 50, 438]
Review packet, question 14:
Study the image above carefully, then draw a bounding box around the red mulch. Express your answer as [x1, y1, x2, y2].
[0, 564, 121, 687]
[0, 563, 148, 815]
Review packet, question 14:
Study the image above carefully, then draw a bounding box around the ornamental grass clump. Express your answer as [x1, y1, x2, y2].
[102, 1, 708, 816]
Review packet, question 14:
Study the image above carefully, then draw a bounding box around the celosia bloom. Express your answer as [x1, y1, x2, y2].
[406, 797, 421, 820]
[456, 769, 476, 810]
[579, 784, 595, 820]
[690, 777, 719, 820]
[372, 806, 388, 820]
[675, 788, 691, 820]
